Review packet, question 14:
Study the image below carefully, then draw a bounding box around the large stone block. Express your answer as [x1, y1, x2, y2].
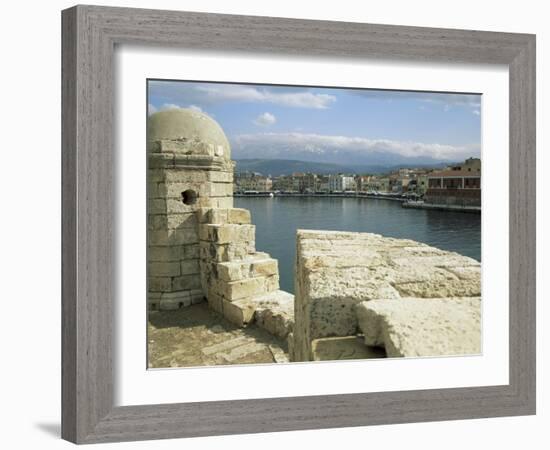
[356, 297, 481, 357]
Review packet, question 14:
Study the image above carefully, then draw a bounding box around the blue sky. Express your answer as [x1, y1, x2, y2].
[148, 80, 481, 166]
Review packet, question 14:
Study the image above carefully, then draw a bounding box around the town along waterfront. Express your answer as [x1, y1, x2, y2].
[235, 196, 481, 294]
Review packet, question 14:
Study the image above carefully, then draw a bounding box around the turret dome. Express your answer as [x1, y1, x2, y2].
[147, 108, 231, 159]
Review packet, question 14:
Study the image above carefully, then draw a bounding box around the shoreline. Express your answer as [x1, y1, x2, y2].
[234, 192, 405, 201]
[234, 193, 481, 213]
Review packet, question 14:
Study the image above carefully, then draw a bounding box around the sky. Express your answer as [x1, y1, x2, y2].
[147, 80, 481, 166]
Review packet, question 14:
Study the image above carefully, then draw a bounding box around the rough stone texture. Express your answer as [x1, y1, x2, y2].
[311, 336, 386, 361]
[252, 290, 295, 340]
[292, 230, 481, 361]
[356, 297, 481, 357]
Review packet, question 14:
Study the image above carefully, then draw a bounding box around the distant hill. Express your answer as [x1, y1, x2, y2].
[234, 159, 451, 177]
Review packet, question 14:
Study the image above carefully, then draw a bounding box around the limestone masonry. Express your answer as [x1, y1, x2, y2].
[292, 230, 481, 361]
[148, 109, 482, 362]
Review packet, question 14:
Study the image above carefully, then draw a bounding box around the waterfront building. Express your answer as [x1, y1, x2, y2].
[235, 171, 272, 192]
[272, 175, 296, 192]
[424, 158, 481, 207]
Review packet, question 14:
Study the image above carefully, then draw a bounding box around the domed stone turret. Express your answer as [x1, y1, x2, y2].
[147, 107, 235, 311]
[147, 108, 231, 159]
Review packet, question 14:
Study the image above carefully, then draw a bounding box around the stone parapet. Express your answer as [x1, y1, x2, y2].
[292, 230, 481, 361]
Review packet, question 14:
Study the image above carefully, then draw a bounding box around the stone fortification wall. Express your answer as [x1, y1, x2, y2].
[293, 230, 481, 361]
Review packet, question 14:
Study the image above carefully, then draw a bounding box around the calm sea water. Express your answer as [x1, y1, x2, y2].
[234, 197, 481, 294]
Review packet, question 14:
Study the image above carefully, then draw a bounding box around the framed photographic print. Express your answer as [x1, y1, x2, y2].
[62, 5, 536, 444]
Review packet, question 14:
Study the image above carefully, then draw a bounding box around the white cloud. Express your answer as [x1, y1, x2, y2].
[147, 103, 157, 115]
[253, 112, 276, 126]
[149, 81, 337, 109]
[149, 103, 211, 116]
[196, 85, 336, 109]
[159, 103, 181, 111]
[472, 110, 481, 116]
[232, 132, 480, 162]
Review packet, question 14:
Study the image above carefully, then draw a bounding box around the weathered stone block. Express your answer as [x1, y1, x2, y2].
[164, 169, 208, 183]
[254, 290, 295, 339]
[148, 261, 181, 277]
[224, 277, 266, 301]
[172, 274, 201, 291]
[265, 275, 279, 292]
[210, 196, 233, 209]
[215, 255, 275, 282]
[148, 153, 174, 168]
[159, 291, 191, 310]
[201, 224, 255, 244]
[311, 336, 386, 361]
[356, 297, 481, 357]
[228, 208, 251, 224]
[207, 182, 233, 197]
[252, 259, 278, 277]
[223, 299, 256, 327]
[180, 259, 200, 275]
[148, 214, 167, 230]
[148, 228, 198, 246]
[166, 213, 198, 230]
[207, 171, 233, 183]
[148, 245, 184, 262]
[148, 277, 172, 292]
[166, 198, 198, 214]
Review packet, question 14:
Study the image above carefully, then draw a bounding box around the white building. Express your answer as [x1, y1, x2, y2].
[328, 174, 355, 192]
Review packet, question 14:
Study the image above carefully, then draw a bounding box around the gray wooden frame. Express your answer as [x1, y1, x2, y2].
[61, 4, 536, 444]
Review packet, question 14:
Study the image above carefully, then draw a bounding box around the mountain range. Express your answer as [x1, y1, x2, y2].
[234, 159, 452, 177]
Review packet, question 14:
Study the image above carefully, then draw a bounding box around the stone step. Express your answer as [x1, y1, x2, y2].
[218, 274, 279, 302]
[216, 256, 278, 282]
[221, 290, 294, 340]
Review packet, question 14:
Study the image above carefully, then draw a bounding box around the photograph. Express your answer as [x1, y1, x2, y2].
[146, 80, 482, 368]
